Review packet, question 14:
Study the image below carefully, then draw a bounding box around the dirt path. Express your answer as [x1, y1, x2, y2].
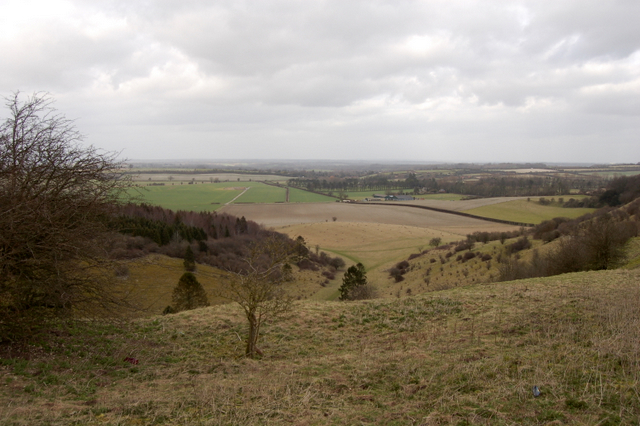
[226, 187, 250, 205]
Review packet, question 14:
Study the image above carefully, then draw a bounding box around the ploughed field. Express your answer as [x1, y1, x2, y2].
[220, 201, 519, 234]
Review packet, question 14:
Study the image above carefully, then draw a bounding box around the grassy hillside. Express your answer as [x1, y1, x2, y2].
[118, 254, 339, 315]
[2, 268, 639, 425]
[463, 199, 596, 224]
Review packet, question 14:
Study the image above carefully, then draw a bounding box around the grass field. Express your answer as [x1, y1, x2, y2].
[131, 172, 288, 182]
[288, 188, 336, 203]
[131, 182, 337, 210]
[463, 199, 596, 224]
[3, 268, 639, 425]
[131, 183, 244, 212]
[233, 183, 286, 203]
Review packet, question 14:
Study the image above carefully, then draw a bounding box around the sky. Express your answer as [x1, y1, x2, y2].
[1, 0, 639, 164]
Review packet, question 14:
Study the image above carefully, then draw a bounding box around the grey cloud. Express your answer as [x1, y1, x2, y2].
[2, 0, 639, 162]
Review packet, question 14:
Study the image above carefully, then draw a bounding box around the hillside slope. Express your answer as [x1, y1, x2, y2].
[1, 268, 638, 425]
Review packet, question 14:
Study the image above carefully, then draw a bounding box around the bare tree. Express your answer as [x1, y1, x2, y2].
[0, 92, 133, 338]
[220, 235, 293, 358]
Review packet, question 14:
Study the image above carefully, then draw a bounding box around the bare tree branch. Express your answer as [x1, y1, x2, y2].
[0, 92, 135, 340]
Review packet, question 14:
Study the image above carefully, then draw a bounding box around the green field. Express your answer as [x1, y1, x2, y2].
[464, 199, 596, 224]
[288, 188, 336, 203]
[234, 183, 286, 203]
[133, 182, 336, 210]
[131, 182, 244, 211]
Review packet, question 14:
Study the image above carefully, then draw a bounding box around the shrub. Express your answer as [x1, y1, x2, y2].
[508, 236, 531, 253]
[462, 252, 476, 262]
[297, 258, 319, 271]
[329, 257, 346, 270]
[395, 260, 410, 270]
[321, 270, 335, 280]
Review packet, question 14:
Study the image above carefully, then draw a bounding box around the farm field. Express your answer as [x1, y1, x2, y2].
[233, 183, 286, 203]
[133, 182, 330, 211]
[224, 202, 519, 290]
[405, 196, 531, 211]
[131, 183, 244, 212]
[287, 187, 336, 203]
[463, 199, 597, 224]
[221, 202, 519, 234]
[130, 172, 288, 183]
[582, 171, 640, 178]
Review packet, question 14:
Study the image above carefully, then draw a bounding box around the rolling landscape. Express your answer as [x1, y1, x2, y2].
[2, 157, 640, 425]
[3, 1, 640, 424]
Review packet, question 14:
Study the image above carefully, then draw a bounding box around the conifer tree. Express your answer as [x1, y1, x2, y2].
[172, 272, 209, 312]
[339, 263, 368, 300]
[183, 245, 196, 271]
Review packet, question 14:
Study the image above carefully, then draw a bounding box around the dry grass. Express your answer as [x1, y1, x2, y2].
[277, 222, 466, 299]
[1, 269, 639, 425]
[463, 199, 596, 225]
[116, 254, 334, 314]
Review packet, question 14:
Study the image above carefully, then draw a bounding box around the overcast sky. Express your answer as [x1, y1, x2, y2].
[2, 0, 639, 164]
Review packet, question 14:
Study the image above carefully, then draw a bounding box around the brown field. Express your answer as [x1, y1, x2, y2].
[406, 196, 531, 211]
[221, 202, 519, 235]
[222, 202, 519, 300]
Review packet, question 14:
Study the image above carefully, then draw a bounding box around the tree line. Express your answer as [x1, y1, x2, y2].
[288, 173, 608, 197]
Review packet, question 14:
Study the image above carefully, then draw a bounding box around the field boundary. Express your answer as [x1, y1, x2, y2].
[359, 202, 535, 227]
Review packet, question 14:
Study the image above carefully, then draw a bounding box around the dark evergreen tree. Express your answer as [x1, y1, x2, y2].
[171, 272, 209, 312]
[184, 245, 196, 271]
[339, 263, 368, 300]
